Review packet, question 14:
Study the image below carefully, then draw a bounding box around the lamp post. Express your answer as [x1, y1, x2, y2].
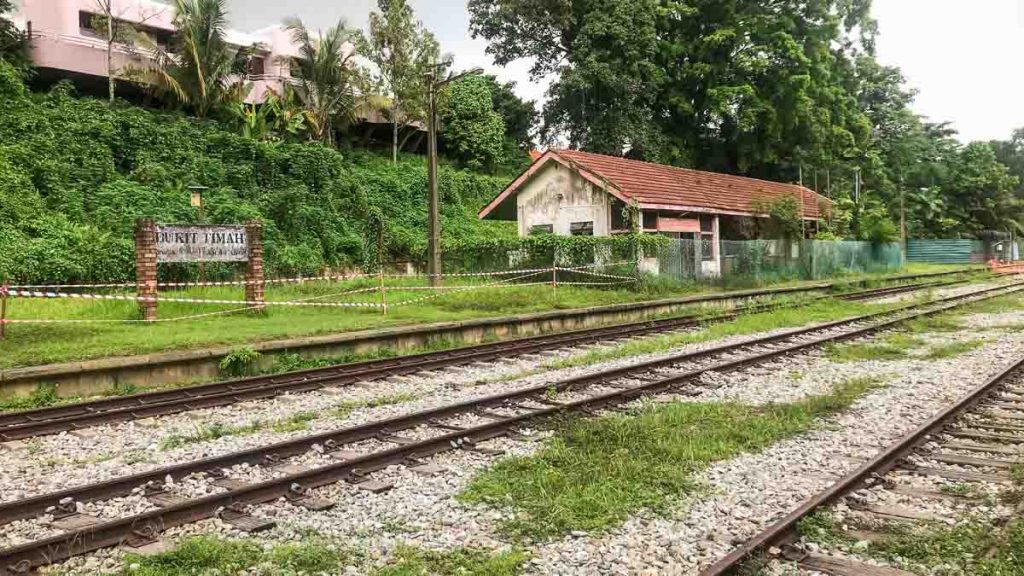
[424, 65, 484, 286]
[189, 184, 208, 283]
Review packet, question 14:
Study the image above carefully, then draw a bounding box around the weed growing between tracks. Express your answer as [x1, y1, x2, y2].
[112, 536, 525, 576]
[460, 376, 885, 539]
[158, 412, 317, 450]
[826, 333, 984, 362]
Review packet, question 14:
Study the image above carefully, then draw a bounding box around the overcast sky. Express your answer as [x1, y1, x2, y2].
[226, 0, 1024, 144]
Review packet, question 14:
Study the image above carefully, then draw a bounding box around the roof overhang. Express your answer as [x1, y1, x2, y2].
[478, 151, 633, 220]
[637, 203, 826, 221]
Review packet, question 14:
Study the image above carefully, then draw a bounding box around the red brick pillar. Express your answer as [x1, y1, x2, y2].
[245, 220, 265, 312]
[135, 218, 158, 321]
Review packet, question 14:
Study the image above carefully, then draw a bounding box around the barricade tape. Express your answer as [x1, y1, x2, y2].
[8, 261, 642, 290]
[391, 270, 550, 307]
[556, 268, 637, 281]
[557, 280, 637, 287]
[5, 305, 262, 324]
[8, 289, 384, 308]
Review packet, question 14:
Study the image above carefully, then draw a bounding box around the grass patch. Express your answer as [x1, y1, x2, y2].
[827, 334, 984, 363]
[376, 545, 526, 576]
[901, 313, 964, 333]
[333, 393, 421, 420]
[159, 411, 317, 450]
[825, 333, 925, 362]
[923, 339, 983, 359]
[0, 267, 973, 370]
[111, 536, 523, 576]
[460, 376, 884, 539]
[113, 535, 359, 576]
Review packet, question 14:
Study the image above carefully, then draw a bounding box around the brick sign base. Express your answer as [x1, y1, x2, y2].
[135, 218, 265, 321]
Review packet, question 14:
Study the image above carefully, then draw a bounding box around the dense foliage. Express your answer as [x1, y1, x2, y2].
[469, 0, 1022, 239]
[0, 60, 516, 283]
[0, 0, 28, 71]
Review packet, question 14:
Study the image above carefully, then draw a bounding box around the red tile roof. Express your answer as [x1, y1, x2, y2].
[479, 149, 830, 220]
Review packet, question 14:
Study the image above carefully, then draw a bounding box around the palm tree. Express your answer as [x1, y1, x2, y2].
[128, 0, 246, 118]
[283, 17, 358, 145]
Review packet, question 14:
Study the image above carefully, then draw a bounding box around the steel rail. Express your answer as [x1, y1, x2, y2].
[0, 276, 974, 440]
[699, 334, 1024, 575]
[0, 281, 1017, 574]
[0, 285, 967, 526]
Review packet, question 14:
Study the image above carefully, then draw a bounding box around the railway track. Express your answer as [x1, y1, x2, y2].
[702, 326, 1024, 575]
[0, 276, 973, 441]
[0, 280, 1016, 575]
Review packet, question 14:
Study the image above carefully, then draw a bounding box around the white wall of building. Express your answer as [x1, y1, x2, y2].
[515, 162, 612, 237]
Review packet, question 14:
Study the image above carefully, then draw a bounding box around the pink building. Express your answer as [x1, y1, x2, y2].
[12, 0, 301, 103]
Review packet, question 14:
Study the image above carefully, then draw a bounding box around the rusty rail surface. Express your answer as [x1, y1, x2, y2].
[0, 277, 967, 441]
[700, 317, 1024, 574]
[0, 280, 1016, 574]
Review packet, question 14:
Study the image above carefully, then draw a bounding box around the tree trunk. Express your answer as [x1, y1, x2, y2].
[107, 14, 114, 102]
[397, 126, 416, 153]
[391, 98, 399, 163]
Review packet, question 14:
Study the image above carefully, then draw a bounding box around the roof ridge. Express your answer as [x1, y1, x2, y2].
[552, 148, 818, 195]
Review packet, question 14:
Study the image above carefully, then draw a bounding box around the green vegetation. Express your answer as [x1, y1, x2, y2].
[114, 536, 359, 576]
[333, 393, 421, 420]
[826, 333, 926, 362]
[376, 545, 526, 576]
[0, 281, 683, 370]
[461, 376, 883, 539]
[827, 333, 984, 362]
[159, 411, 316, 450]
[469, 1, 1022, 241]
[541, 297, 883, 372]
[923, 339, 984, 359]
[218, 347, 262, 377]
[112, 536, 523, 576]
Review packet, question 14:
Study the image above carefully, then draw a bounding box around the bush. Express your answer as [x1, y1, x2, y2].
[0, 60, 519, 283]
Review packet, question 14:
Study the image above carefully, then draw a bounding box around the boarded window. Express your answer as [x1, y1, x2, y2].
[570, 221, 594, 236]
[530, 224, 553, 235]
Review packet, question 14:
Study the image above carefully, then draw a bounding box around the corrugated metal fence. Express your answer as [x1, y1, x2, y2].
[906, 239, 987, 264]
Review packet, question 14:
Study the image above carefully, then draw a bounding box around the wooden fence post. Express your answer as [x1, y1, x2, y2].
[135, 218, 158, 321]
[1, 282, 8, 341]
[551, 265, 558, 305]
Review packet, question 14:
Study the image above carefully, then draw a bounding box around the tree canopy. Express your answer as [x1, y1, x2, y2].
[468, 0, 1022, 239]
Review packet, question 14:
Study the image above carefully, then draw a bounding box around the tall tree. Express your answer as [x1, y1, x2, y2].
[470, 0, 662, 155]
[0, 0, 29, 71]
[358, 0, 439, 162]
[284, 17, 359, 145]
[440, 75, 505, 171]
[89, 0, 165, 102]
[483, 76, 537, 151]
[128, 0, 247, 118]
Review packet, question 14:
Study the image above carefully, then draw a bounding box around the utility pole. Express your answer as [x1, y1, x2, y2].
[424, 64, 483, 286]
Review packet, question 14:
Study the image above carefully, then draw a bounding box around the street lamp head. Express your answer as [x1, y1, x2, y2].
[188, 184, 208, 208]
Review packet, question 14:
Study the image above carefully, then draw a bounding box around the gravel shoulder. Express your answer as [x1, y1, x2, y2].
[21, 281, 1022, 575]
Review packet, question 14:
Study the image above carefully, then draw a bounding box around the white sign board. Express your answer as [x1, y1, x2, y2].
[156, 225, 249, 263]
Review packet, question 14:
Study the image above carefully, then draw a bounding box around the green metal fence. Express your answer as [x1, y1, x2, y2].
[654, 239, 904, 284]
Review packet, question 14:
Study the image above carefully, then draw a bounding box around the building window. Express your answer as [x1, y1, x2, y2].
[642, 211, 658, 230]
[610, 199, 627, 230]
[79, 11, 104, 38]
[700, 215, 714, 233]
[530, 224, 553, 235]
[247, 56, 266, 76]
[570, 221, 594, 236]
